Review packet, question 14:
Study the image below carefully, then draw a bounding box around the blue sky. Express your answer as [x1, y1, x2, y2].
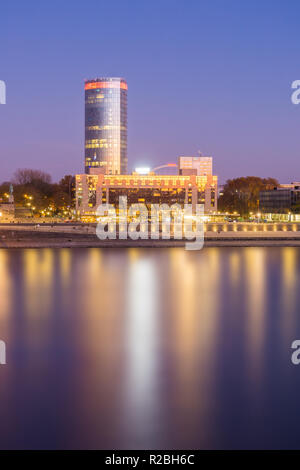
[0, 0, 299, 183]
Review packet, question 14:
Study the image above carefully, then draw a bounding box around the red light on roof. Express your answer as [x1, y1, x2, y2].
[85, 81, 128, 91]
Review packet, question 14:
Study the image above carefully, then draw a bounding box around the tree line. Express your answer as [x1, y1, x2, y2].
[0, 169, 75, 217]
[0, 171, 291, 217]
[218, 176, 279, 216]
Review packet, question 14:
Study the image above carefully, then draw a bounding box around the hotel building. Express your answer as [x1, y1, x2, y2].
[85, 77, 127, 175]
[75, 169, 218, 220]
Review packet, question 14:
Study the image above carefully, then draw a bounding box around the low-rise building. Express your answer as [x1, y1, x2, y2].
[178, 155, 213, 176]
[279, 182, 300, 190]
[259, 187, 300, 213]
[75, 170, 218, 219]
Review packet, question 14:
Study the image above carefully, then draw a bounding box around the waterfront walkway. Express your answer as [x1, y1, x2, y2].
[0, 222, 300, 248]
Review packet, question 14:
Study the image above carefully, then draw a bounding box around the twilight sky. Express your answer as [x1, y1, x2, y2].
[0, 0, 299, 184]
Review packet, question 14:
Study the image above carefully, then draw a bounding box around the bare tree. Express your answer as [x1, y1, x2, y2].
[13, 169, 52, 185]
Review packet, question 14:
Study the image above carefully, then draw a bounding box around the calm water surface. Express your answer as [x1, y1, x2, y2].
[0, 247, 300, 449]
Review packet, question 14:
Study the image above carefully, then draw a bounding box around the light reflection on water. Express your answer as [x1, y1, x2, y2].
[0, 247, 300, 449]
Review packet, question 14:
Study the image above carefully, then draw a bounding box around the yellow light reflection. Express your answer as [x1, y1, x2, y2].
[167, 248, 220, 435]
[229, 250, 241, 286]
[59, 249, 71, 287]
[0, 250, 12, 318]
[244, 248, 266, 387]
[125, 256, 159, 431]
[23, 249, 54, 317]
[280, 248, 297, 341]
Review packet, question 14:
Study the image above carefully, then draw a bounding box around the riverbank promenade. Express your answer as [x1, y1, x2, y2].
[1, 222, 300, 248]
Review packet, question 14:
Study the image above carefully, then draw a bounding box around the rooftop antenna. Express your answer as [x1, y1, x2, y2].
[197, 150, 203, 157]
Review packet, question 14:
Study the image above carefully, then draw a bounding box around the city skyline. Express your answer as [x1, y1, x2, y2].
[0, 1, 300, 184]
[2, 1, 300, 454]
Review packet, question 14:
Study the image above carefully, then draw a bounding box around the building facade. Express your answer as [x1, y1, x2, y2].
[279, 182, 300, 190]
[178, 156, 213, 176]
[85, 77, 127, 175]
[259, 187, 300, 213]
[76, 171, 218, 220]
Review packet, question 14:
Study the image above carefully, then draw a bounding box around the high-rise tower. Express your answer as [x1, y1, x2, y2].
[84, 77, 127, 174]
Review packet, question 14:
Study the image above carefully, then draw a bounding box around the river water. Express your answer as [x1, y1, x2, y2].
[0, 247, 300, 449]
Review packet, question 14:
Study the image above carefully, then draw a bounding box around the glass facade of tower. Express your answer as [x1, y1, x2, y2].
[85, 77, 127, 174]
